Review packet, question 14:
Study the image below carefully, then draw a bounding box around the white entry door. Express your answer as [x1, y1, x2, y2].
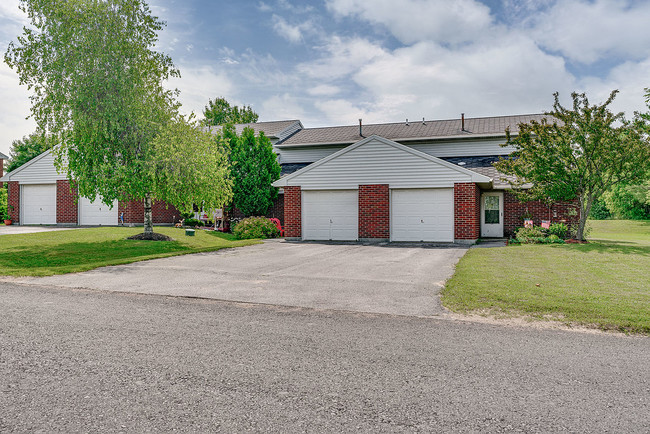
[481, 192, 504, 237]
[21, 184, 57, 225]
[391, 188, 454, 242]
[302, 190, 358, 240]
[79, 197, 119, 226]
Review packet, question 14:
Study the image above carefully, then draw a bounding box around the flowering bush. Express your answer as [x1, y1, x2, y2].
[232, 216, 279, 240]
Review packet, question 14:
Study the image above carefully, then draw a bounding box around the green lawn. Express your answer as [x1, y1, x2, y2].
[442, 220, 650, 334]
[0, 227, 259, 276]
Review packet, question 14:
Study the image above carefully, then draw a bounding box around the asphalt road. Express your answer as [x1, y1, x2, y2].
[1, 282, 648, 433]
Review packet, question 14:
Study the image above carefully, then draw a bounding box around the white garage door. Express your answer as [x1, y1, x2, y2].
[79, 197, 118, 226]
[22, 184, 57, 225]
[302, 190, 358, 240]
[391, 188, 454, 242]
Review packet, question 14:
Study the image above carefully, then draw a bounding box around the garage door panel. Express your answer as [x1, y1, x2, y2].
[302, 190, 358, 241]
[391, 188, 453, 242]
[79, 197, 118, 226]
[22, 184, 56, 225]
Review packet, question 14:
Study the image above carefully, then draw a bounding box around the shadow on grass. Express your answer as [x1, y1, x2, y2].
[0, 239, 189, 270]
[568, 240, 650, 256]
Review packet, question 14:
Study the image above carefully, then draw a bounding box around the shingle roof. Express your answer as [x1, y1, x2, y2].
[277, 114, 550, 147]
[207, 120, 301, 139]
[234, 120, 301, 138]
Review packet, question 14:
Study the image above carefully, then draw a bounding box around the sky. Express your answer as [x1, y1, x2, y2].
[1, 0, 650, 157]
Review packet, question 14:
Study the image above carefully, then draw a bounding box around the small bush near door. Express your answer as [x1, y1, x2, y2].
[232, 217, 279, 240]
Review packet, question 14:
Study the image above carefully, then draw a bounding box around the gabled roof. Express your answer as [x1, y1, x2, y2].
[0, 148, 58, 182]
[273, 135, 492, 189]
[0, 151, 8, 160]
[208, 119, 303, 139]
[276, 114, 549, 147]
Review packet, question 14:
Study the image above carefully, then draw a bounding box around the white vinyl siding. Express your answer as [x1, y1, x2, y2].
[277, 145, 346, 164]
[21, 184, 57, 225]
[302, 190, 358, 241]
[79, 197, 119, 226]
[391, 189, 454, 242]
[407, 138, 513, 158]
[8, 151, 67, 184]
[281, 138, 482, 190]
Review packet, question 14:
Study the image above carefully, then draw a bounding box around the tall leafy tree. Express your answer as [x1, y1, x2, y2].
[5, 0, 232, 237]
[495, 91, 650, 240]
[230, 127, 281, 216]
[203, 97, 259, 126]
[6, 132, 53, 172]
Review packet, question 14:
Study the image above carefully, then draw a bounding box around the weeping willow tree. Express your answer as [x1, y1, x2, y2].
[5, 0, 232, 238]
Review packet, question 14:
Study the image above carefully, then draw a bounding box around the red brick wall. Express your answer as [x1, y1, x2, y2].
[7, 181, 19, 222]
[504, 191, 580, 237]
[56, 180, 78, 224]
[359, 184, 389, 239]
[283, 186, 301, 238]
[454, 183, 480, 240]
[118, 199, 181, 225]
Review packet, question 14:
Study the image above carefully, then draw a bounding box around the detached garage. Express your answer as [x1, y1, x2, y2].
[1, 149, 179, 226]
[273, 135, 492, 243]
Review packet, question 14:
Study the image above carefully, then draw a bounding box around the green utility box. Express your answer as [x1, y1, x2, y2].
[185, 229, 195, 236]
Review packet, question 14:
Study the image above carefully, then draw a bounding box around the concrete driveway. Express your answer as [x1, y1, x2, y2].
[0, 225, 79, 235]
[13, 240, 468, 316]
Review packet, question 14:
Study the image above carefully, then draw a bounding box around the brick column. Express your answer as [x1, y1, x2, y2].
[56, 180, 78, 224]
[454, 183, 480, 242]
[7, 181, 19, 223]
[283, 186, 301, 238]
[359, 184, 389, 240]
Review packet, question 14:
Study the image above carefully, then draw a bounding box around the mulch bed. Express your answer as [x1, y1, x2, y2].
[127, 232, 174, 241]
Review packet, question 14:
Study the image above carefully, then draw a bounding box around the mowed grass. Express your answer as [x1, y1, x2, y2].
[0, 227, 259, 276]
[442, 220, 650, 334]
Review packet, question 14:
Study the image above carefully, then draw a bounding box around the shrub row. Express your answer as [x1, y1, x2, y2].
[232, 216, 279, 240]
[511, 222, 569, 244]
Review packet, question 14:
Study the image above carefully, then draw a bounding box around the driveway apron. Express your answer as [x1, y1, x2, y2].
[12, 240, 468, 316]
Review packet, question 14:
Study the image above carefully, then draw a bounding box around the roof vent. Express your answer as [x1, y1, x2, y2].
[359, 119, 363, 137]
[422, 117, 426, 125]
[461, 113, 465, 131]
[405, 118, 409, 126]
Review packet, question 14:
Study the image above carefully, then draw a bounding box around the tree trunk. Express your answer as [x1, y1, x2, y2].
[144, 192, 153, 235]
[576, 193, 594, 241]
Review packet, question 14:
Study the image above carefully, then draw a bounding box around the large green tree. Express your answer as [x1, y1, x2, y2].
[230, 127, 280, 216]
[7, 132, 53, 172]
[495, 91, 650, 240]
[6, 0, 232, 237]
[203, 97, 259, 126]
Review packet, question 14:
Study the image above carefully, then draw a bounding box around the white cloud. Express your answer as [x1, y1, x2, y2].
[579, 57, 650, 117]
[300, 32, 578, 124]
[271, 14, 304, 43]
[167, 65, 234, 118]
[297, 36, 387, 79]
[261, 93, 306, 120]
[307, 84, 341, 96]
[0, 0, 29, 26]
[325, 0, 493, 44]
[530, 0, 650, 64]
[0, 63, 37, 157]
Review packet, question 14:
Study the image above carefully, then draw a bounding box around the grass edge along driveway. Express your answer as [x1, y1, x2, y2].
[442, 220, 650, 335]
[0, 226, 259, 277]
